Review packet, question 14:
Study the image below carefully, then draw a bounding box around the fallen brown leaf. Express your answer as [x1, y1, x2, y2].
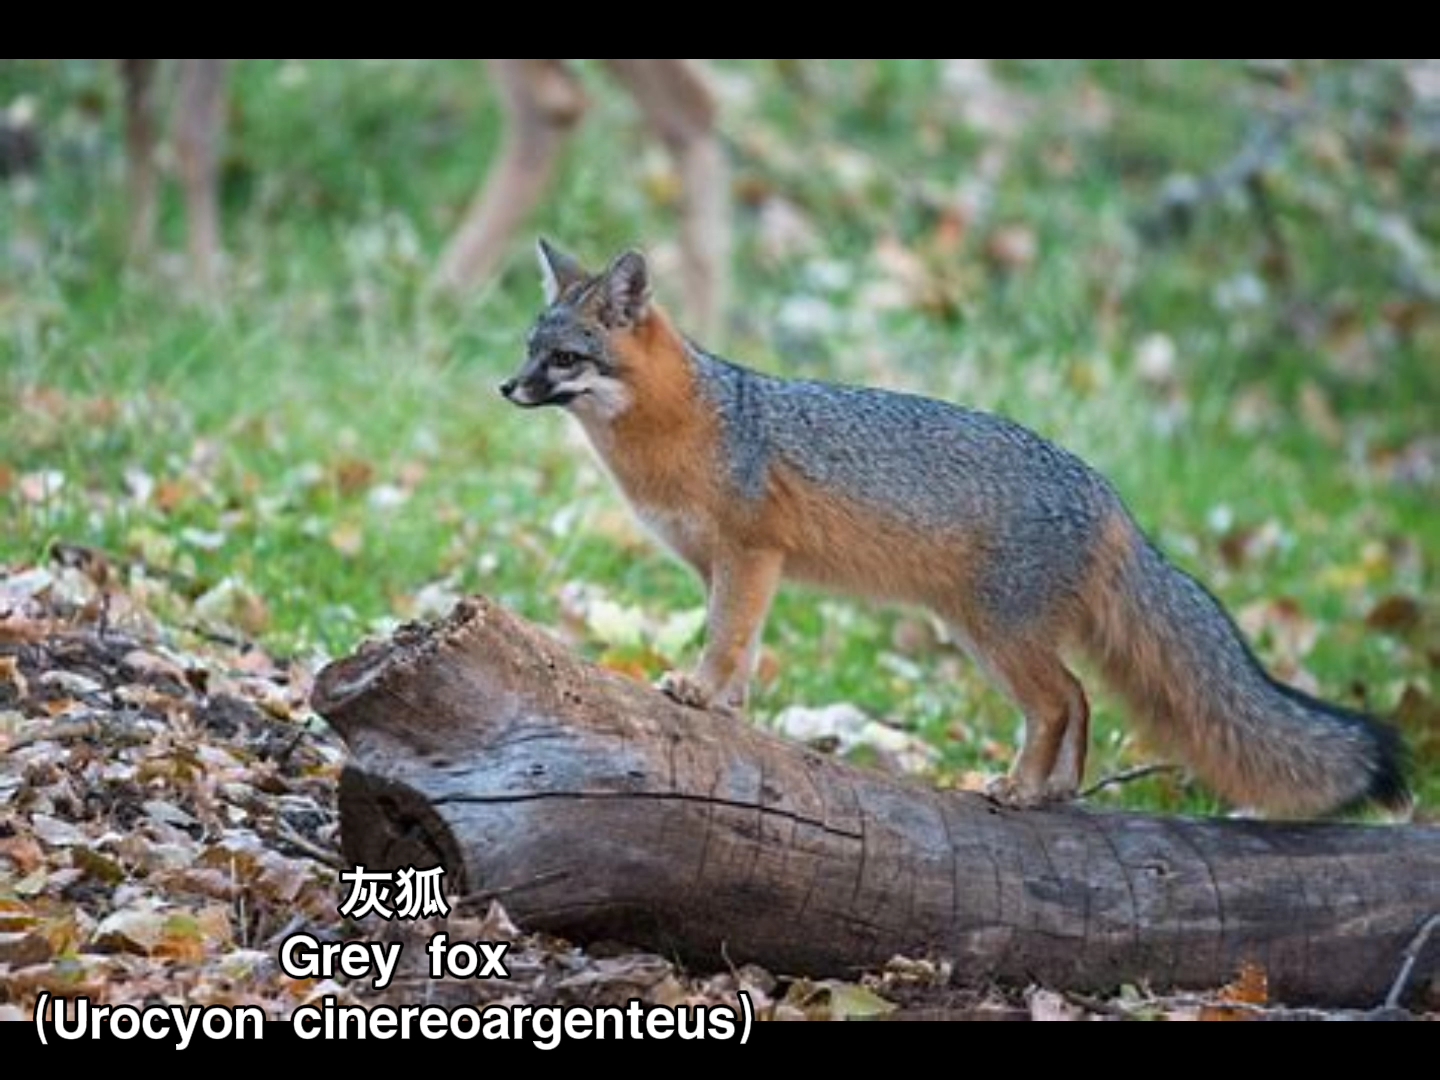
[1366, 594, 1424, 635]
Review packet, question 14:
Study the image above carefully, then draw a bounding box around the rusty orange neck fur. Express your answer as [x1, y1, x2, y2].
[606, 306, 696, 436]
[587, 305, 718, 513]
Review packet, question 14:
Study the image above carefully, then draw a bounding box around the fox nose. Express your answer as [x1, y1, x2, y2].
[499, 377, 517, 398]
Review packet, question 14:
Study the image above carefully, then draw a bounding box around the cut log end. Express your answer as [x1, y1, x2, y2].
[338, 768, 470, 894]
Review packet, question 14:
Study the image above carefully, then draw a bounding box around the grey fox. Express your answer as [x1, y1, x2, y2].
[500, 240, 1409, 816]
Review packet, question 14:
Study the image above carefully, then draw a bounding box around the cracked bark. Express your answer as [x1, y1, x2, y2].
[312, 596, 1440, 1007]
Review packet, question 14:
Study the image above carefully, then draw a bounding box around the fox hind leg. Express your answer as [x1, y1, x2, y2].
[1043, 668, 1090, 800]
[962, 635, 1090, 808]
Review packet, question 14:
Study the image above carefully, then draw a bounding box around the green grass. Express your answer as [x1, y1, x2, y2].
[3, 60, 1436, 813]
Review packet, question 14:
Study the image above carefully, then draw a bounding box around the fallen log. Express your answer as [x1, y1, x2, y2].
[311, 596, 1439, 1008]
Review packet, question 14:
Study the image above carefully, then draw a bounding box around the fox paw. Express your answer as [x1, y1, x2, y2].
[985, 775, 1076, 809]
[656, 671, 738, 717]
[657, 670, 712, 708]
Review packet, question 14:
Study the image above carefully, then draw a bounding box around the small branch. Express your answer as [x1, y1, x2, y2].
[450, 870, 572, 913]
[1138, 111, 1306, 242]
[1151, 993, 1420, 1021]
[1244, 171, 1290, 283]
[271, 819, 345, 869]
[1080, 763, 1182, 800]
[1384, 912, 1440, 1010]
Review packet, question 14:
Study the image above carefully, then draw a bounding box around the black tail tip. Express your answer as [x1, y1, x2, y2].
[1270, 677, 1413, 817]
[1364, 718, 1412, 815]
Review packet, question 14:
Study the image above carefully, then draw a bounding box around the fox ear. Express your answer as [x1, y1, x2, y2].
[598, 249, 651, 329]
[536, 238, 587, 305]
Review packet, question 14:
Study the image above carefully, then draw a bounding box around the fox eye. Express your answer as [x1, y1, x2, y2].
[551, 350, 585, 370]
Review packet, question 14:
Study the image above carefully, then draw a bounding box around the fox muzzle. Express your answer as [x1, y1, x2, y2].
[499, 375, 577, 408]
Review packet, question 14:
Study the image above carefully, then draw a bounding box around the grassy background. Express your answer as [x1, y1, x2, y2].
[3, 59, 1436, 813]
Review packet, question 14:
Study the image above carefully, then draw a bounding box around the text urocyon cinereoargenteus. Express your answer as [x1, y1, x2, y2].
[500, 240, 1409, 817]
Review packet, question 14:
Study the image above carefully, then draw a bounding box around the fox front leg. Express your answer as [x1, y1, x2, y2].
[659, 548, 783, 715]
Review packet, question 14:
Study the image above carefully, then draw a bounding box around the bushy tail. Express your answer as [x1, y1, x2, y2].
[1082, 528, 1409, 817]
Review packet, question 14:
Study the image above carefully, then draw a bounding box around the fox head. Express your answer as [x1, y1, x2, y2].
[500, 240, 655, 420]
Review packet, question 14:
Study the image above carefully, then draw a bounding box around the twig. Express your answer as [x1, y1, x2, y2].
[1146, 996, 1370, 1025]
[1138, 110, 1306, 242]
[270, 718, 316, 766]
[451, 870, 570, 911]
[1244, 171, 1290, 282]
[271, 819, 345, 869]
[182, 623, 254, 651]
[1384, 912, 1440, 1010]
[1081, 763, 1182, 800]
